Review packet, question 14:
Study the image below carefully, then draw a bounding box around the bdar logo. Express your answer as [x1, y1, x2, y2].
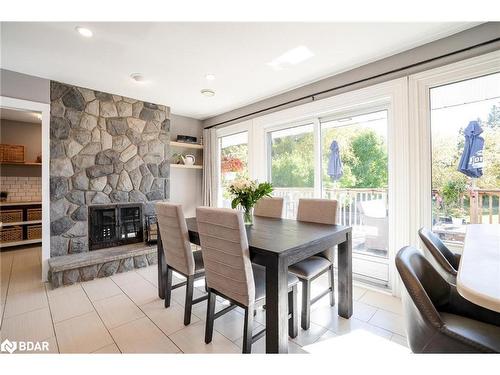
[1, 339, 17, 354]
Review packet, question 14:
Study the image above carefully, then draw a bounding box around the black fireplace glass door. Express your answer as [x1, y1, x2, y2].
[119, 206, 143, 242]
[90, 208, 117, 249]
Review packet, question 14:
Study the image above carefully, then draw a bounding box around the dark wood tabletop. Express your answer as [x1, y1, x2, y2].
[158, 216, 353, 353]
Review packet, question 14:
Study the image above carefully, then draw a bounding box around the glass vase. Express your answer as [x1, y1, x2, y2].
[243, 206, 254, 225]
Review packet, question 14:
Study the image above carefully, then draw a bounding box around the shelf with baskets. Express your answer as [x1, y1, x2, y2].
[0, 202, 42, 248]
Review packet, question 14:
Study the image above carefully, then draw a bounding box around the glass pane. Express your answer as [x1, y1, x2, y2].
[268, 124, 314, 218]
[219, 132, 248, 208]
[430, 72, 500, 247]
[321, 110, 389, 259]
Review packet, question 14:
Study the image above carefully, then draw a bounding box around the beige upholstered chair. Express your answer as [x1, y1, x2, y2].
[289, 198, 337, 330]
[155, 202, 206, 325]
[253, 197, 284, 219]
[196, 206, 299, 353]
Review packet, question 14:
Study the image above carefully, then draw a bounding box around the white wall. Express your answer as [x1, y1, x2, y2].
[169, 114, 203, 217]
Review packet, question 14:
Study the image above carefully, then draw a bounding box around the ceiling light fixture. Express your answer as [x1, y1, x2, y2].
[267, 45, 314, 71]
[75, 26, 93, 38]
[201, 89, 215, 97]
[34, 113, 42, 120]
[130, 73, 146, 83]
[205, 74, 216, 81]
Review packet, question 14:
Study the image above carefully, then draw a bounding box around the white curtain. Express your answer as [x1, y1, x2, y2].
[202, 128, 218, 206]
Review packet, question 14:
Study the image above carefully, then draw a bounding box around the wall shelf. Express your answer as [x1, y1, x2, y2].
[0, 162, 41, 166]
[170, 163, 203, 170]
[1, 220, 42, 227]
[0, 238, 42, 248]
[170, 141, 203, 150]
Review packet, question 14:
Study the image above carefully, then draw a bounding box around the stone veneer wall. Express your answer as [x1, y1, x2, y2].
[50, 81, 170, 256]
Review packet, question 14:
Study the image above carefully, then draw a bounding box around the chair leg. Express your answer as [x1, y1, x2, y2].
[288, 285, 298, 338]
[301, 279, 311, 330]
[205, 290, 216, 344]
[184, 275, 194, 325]
[242, 305, 254, 354]
[328, 264, 335, 306]
[164, 266, 173, 308]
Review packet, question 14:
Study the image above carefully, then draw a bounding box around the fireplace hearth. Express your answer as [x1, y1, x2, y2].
[88, 203, 144, 251]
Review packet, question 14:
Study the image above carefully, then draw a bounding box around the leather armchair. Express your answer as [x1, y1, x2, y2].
[396, 246, 500, 353]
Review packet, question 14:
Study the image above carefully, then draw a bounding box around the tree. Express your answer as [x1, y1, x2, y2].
[347, 131, 388, 188]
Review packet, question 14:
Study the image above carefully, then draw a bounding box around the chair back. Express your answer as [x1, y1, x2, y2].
[254, 197, 283, 218]
[196, 207, 255, 307]
[155, 202, 195, 276]
[418, 227, 459, 275]
[297, 198, 337, 261]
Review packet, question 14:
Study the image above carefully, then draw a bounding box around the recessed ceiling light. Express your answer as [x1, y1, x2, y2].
[130, 73, 146, 83]
[205, 74, 216, 81]
[201, 89, 215, 97]
[75, 26, 93, 38]
[267, 45, 314, 71]
[34, 113, 42, 120]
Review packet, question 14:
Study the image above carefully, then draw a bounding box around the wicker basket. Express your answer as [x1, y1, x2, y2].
[27, 208, 42, 221]
[27, 225, 42, 240]
[0, 144, 25, 163]
[1, 226, 23, 243]
[0, 209, 23, 223]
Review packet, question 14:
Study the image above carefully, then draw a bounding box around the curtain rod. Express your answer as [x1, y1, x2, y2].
[205, 37, 500, 130]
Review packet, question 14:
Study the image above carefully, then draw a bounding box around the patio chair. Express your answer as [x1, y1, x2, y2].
[358, 199, 388, 251]
[396, 246, 500, 353]
[196, 207, 298, 353]
[155, 202, 207, 325]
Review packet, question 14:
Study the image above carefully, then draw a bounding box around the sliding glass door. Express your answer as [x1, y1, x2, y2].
[268, 123, 315, 218]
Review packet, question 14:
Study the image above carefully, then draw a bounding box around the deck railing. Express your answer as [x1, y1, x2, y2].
[469, 189, 500, 224]
[272, 187, 388, 225]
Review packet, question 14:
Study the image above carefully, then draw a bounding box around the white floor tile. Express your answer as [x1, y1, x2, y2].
[93, 294, 145, 329]
[110, 317, 180, 353]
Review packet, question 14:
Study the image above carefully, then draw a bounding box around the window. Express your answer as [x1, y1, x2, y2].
[430, 72, 500, 246]
[268, 123, 314, 218]
[218, 131, 248, 208]
[321, 110, 389, 259]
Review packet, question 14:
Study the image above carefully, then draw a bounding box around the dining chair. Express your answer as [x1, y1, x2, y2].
[418, 227, 461, 282]
[253, 197, 284, 218]
[289, 198, 337, 330]
[196, 206, 299, 353]
[396, 246, 500, 353]
[155, 202, 207, 325]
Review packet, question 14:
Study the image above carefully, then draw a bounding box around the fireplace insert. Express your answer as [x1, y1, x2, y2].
[88, 203, 144, 250]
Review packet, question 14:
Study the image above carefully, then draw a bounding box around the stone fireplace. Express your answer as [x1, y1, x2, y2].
[48, 81, 170, 287]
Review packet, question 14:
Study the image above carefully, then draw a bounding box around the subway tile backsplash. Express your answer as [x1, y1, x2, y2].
[0, 176, 42, 202]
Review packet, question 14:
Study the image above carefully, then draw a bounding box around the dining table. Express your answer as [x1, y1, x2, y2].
[157, 216, 353, 353]
[457, 224, 500, 313]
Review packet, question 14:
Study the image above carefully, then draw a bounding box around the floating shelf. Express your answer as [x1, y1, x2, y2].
[1, 220, 42, 227]
[0, 162, 42, 166]
[170, 163, 203, 170]
[0, 238, 42, 248]
[0, 201, 42, 207]
[170, 141, 203, 150]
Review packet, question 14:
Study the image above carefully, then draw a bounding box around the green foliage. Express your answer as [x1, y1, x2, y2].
[347, 132, 388, 188]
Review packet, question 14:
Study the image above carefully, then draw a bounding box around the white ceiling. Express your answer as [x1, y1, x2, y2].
[0, 108, 41, 124]
[1, 22, 479, 119]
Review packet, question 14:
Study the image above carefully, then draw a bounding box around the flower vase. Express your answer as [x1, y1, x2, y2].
[243, 207, 254, 225]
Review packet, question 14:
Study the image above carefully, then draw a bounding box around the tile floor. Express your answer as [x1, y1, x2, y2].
[0, 246, 409, 354]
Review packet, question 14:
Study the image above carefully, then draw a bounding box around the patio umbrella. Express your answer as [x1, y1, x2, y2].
[457, 120, 484, 178]
[327, 140, 343, 181]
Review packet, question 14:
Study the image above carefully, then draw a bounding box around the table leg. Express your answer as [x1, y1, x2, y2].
[337, 230, 353, 318]
[157, 230, 166, 299]
[265, 255, 289, 353]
